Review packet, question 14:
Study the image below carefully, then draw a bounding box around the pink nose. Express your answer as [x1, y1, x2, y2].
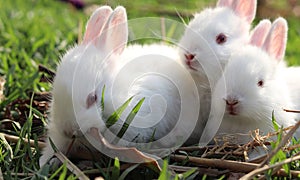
[224, 98, 239, 115]
[184, 53, 197, 70]
[184, 54, 195, 62]
[225, 99, 239, 106]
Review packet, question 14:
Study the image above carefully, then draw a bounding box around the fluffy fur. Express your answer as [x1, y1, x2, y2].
[40, 6, 127, 166]
[104, 43, 200, 147]
[205, 18, 299, 143]
[179, 0, 257, 86]
[212, 47, 296, 139]
[178, 0, 257, 143]
[283, 67, 300, 119]
[40, 6, 200, 165]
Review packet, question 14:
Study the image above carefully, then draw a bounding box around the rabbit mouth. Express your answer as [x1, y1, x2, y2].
[185, 60, 197, 71]
[226, 106, 239, 115]
[224, 97, 240, 116]
[184, 53, 197, 71]
[228, 110, 238, 116]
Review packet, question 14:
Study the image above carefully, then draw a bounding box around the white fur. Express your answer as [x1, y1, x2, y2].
[283, 67, 300, 119]
[103, 43, 200, 147]
[178, 0, 257, 143]
[210, 46, 297, 143]
[206, 18, 299, 143]
[40, 6, 200, 165]
[179, 0, 257, 85]
[40, 6, 127, 166]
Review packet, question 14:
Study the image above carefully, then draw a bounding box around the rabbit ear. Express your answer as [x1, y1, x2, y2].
[250, 19, 272, 47]
[94, 6, 128, 55]
[216, 0, 234, 7]
[83, 6, 113, 44]
[263, 17, 288, 61]
[231, 0, 257, 24]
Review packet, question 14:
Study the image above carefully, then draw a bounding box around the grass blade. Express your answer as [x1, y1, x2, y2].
[106, 96, 133, 128]
[158, 160, 170, 180]
[271, 111, 280, 132]
[116, 97, 145, 139]
[111, 157, 120, 180]
[180, 168, 198, 179]
[101, 85, 106, 111]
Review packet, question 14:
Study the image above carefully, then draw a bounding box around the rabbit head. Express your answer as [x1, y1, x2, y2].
[179, 0, 257, 85]
[210, 18, 296, 137]
[51, 6, 128, 136]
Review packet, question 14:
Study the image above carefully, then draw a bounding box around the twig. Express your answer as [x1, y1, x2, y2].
[55, 151, 90, 180]
[283, 109, 300, 113]
[286, 143, 300, 151]
[171, 154, 258, 173]
[171, 154, 298, 178]
[274, 169, 300, 178]
[2, 133, 46, 149]
[258, 120, 300, 168]
[240, 153, 300, 179]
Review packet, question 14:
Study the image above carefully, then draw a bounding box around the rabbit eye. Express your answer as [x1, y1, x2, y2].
[216, 33, 227, 45]
[86, 92, 97, 108]
[257, 80, 264, 87]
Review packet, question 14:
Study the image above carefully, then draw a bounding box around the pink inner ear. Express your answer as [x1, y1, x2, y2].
[264, 23, 287, 61]
[94, 6, 128, 55]
[250, 20, 272, 47]
[83, 7, 112, 45]
[232, 0, 256, 24]
[216, 0, 233, 7]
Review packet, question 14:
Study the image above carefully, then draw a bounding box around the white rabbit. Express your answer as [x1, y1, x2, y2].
[40, 5, 200, 165]
[253, 18, 300, 118]
[179, 0, 257, 86]
[39, 6, 140, 166]
[204, 18, 298, 143]
[178, 0, 265, 144]
[251, 18, 300, 120]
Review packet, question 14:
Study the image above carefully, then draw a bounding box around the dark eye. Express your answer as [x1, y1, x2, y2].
[184, 53, 195, 61]
[216, 33, 227, 45]
[257, 80, 264, 87]
[86, 92, 97, 108]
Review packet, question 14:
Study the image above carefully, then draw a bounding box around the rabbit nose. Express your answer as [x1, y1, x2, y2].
[184, 53, 197, 71]
[184, 53, 195, 62]
[224, 97, 239, 115]
[225, 99, 239, 106]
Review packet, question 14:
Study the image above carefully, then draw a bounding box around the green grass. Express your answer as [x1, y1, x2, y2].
[286, 17, 300, 65]
[0, 0, 85, 105]
[0, 0, 300, 179]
